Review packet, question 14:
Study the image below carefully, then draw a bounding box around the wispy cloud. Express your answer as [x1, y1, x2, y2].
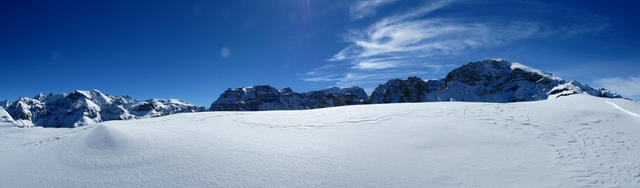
[595, 76, 640, 98]
[353, 61, 398, 70]
[302, 0, 610, 89]
[349, 0, 398, 20]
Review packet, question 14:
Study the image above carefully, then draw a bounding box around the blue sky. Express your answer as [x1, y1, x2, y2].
[1, 0, 639, 105]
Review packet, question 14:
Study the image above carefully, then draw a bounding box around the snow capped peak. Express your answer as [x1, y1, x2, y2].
[71, 90, 91, 98]
[510, 62, 563, 81]
[370, 59, 622, 104]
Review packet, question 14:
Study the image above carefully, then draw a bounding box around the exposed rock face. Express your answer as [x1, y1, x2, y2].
[437, 59, 564, 102]
[370, 59, 622, 103]
[369, 76, 434, 103]
[128, 98, 205, 117]
[209, 86, 368, 111]
[209, 86, 307, 111]
[3, 90, 205, 127]
[304, 87, 369, 108]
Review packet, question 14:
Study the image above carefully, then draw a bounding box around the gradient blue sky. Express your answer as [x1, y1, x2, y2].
[1, 0, 639, 105]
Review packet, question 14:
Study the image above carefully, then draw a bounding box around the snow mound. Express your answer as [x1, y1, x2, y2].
[84, 125, 137, 151]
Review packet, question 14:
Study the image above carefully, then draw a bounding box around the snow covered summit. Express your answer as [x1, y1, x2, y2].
[3, 89, 205, 127]
[370, 59, 621, 103]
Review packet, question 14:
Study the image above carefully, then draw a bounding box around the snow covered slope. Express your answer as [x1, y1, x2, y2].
[1, 95, 639, 187]
[3, 90, 205, 127]
[0, 107, 14, 126]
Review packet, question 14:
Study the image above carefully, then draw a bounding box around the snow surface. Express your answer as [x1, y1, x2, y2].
[0, 95, 639, 187]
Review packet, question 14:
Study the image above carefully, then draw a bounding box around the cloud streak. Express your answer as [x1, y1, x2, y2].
[349, 0, 398, 20]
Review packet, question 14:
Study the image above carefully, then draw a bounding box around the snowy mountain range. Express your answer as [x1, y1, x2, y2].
[213, 59, 622, 110]
[1, 90, 205, 128]
[1, 59, 625, 127]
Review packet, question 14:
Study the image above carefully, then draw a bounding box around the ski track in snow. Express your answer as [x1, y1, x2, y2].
[0, 95, 639, 187]
[473, 102, 640, 187]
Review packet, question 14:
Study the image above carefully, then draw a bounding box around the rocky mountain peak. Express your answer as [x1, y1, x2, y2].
[370, 59, 622, 104]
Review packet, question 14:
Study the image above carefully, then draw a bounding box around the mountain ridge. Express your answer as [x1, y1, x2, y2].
[1, 59, 626, 127]
[370, 59, 621, 103]
[209, 86, 368, 111]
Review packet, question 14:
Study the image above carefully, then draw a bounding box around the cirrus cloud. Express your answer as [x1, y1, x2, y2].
[349, 0, 398, 20]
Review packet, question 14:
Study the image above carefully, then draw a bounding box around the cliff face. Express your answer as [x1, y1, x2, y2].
[209, 86, 368, 111]
[369, 76, 433, 104]
[435, 59, 564, 102]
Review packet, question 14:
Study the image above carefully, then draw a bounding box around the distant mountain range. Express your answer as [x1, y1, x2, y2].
[0, 59, 623, 127]
[211, 59, 621, 110]
[1, 90, 204, 128]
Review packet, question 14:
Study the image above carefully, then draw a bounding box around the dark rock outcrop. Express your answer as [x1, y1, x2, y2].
[209, 86, 368, 111]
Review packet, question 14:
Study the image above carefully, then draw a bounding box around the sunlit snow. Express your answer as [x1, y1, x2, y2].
[0, 95, 639, 187]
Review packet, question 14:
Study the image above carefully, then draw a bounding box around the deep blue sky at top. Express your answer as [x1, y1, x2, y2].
[1, 0, 639, 105]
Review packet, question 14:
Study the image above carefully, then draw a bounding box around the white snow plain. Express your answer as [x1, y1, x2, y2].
[0, 95, 639, 187]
